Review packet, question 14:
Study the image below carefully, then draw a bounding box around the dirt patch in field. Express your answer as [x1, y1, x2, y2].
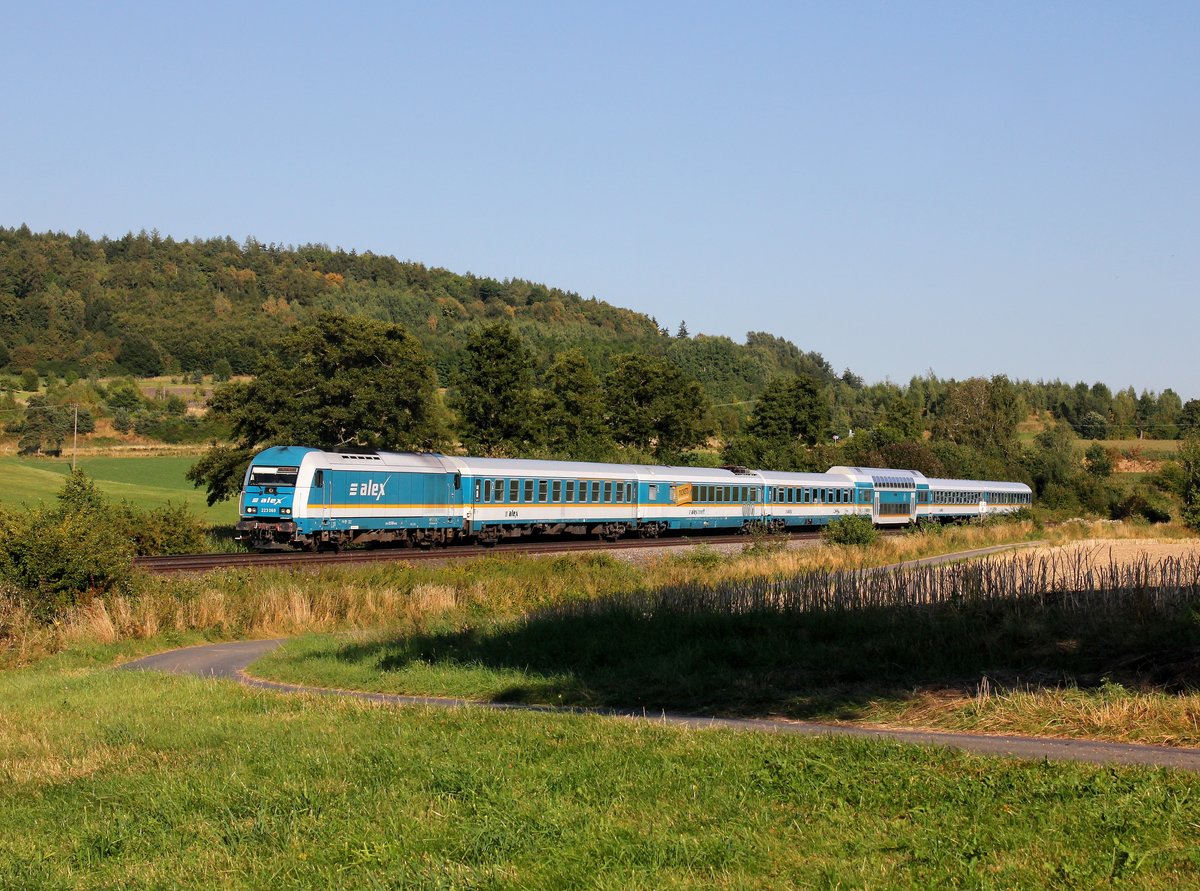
[1115, 457, 1163, 473]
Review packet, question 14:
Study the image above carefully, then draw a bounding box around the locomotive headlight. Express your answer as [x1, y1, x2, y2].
[245, 506, 257, 514]
[281, 508, 292, 515]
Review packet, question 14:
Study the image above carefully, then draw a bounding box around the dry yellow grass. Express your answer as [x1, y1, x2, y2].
[865, 683, 1200, 748]
[2, 519, 1195, 668]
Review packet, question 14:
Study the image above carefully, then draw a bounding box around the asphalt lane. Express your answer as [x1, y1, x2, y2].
[123, 639, 1200, 773]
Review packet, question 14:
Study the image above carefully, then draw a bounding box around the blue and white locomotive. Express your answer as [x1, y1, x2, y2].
[235, 446, 1032, 550]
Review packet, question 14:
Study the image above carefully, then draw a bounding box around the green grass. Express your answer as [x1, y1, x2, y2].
[1, 643, 1198, 888]
[0, 454, 235, 525]
[251, 547, 1200, 747]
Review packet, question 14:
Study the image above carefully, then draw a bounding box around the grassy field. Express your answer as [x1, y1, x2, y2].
[249, 540, 1200, 748]
[1, 643, 1198, 888]
[0, 454, 236, 525]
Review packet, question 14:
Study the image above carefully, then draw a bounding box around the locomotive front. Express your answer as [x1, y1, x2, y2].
[235, 458, 301, 549]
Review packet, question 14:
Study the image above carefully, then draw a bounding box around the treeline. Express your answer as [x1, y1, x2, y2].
[0, 375, 225, 453]
[3, 226, 1195, 445]
[188, 313, 1200, 530]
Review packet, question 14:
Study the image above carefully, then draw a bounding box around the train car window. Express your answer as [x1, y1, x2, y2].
[524, 480, 534, 502]
[494, 480, 504, 502]
[589, 481, 599, 502]
[483, 480, 492, 502]
[615, 484, 624, 504]
[536, 480, 547, 502]
[626, 483, 634, 501]
[552, 480, 562, 502]
[509, 480, 519, 502]
[567, 481, 576, 502]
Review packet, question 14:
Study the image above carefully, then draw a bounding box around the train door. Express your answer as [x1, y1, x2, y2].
[873, 490, 880, 522]
[314, 469, 331, 526]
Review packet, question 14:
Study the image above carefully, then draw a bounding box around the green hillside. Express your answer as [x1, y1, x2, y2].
[0, 455, 237, 525]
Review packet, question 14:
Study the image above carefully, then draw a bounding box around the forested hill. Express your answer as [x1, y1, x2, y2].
[0, 226, 838, 405]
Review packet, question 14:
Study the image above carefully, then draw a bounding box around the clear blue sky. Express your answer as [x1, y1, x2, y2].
[4, 2, 1197, 398]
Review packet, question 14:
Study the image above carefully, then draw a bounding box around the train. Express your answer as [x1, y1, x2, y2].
[233, 446, 1033, 551]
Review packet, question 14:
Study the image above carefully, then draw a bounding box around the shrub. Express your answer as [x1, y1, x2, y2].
[0, 471, 212, 621]
[0, 505, 134, 620]
[822, 515, 879, 546]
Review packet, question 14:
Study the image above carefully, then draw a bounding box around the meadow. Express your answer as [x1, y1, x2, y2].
[0, 454, 236, 525]
[4, 522, 1200, 885]
[1, 642, 1198, 888]
[251, 542, 1200, 747]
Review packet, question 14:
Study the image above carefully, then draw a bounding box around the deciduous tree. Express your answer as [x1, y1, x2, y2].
[188, 313, 444, 504]
[604, 354, 709, 458]
[450, 323, 537, 455]
[536, 349, 614, 460]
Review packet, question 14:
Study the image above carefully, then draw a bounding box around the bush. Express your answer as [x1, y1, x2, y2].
[822, 515, 879, 546]
[1113, 487, 1173, 524]
[0, 505, 134, 620]
[0, 472, 212, 621]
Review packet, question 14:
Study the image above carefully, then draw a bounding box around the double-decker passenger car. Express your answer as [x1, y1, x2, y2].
[234, 446, 1032, 550]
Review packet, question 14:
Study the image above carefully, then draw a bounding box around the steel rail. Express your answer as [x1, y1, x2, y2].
[135, 530, 828, 574]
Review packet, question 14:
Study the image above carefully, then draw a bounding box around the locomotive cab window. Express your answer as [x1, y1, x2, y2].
[249, 466, 299, 487]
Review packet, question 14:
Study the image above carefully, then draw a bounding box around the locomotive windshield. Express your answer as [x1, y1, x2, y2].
[248, 466, 299, 487]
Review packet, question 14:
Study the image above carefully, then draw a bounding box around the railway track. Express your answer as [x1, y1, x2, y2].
[135, 530, 827, 574]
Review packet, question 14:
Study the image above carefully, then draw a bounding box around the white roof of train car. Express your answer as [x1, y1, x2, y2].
[925, 477, 1032, 493]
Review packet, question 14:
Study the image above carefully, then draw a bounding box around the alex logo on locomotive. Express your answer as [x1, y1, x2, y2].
[348, 480, 389, 501]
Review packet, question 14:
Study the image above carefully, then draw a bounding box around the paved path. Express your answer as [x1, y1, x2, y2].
[125, 638, 1200, 773]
